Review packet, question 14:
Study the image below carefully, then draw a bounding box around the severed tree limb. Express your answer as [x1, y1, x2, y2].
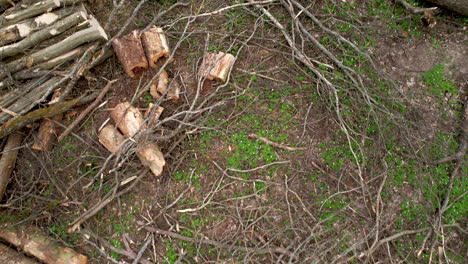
[145, 226, 297, 259]
[426, 0, 468, 16]
[0, 223, 87, 264]
[0, 0, 61, 27]
[395, 0, 438, 14]
[0, 242, 40, 264]
[57, 78, 117, 141]
[249, 133, 306, 151]
[0, 132, 22, 202]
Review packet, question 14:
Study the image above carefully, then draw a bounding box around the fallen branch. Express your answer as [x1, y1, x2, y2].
[248, 133, 306, 151]
[395, 0, 438, 14]
[0, 242, 40, 264]
[58, 78, 117, 141]
[0, 132, 22, 201]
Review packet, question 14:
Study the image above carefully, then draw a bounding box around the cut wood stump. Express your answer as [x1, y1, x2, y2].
[141, 26, 170, 68]
[198, 52, 235, 82]
[0, 223, 88, 264]
[98, 124, 125, 154]
[110, 101, 145, 137]
[150, 69, 169, 100]
[112, 30, 148, 78]
[0, 243, 40, 264]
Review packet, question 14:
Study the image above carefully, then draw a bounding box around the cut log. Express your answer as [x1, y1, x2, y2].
[0, 224, 88, 264]
[150, 69, 168, 100]
[0, 77, 50, 108]
[144, 103, 164, 128]
[110, 101, 145, 137]
[198, 52, 235, 82]
[31, 90, 63, 151]
[0, 6, 82, 46]
[0, 10, 88, 59]
[99, 124, 166, 177]
[1, 16, 107, 80]
[0, 243, 40, 264]
[167, 79, 180, 101]
[140, 26, 170, 68]
[1, 0, 61, 27]
[426, 0, 468, 16]
[111, 30, 148, 78]
[0, 132, 22, 202]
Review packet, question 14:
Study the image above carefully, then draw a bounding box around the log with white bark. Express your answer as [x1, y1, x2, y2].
[0, 224, 88, 264]
[141, 26, 170, 68]
[111, 30, 148, 78]
[0, 243, 40, 264]
[110, 101, 146, 137]
[426, 0, 468, 16]
[198, 52, 235, 82]
[0, 6, 81, 46]
[1, 16, 107, 80]
[31, 90, 62, 151]
[99, 124, 166, 177]
[0, 9, 87, 59]
[0, 132, 22, 202]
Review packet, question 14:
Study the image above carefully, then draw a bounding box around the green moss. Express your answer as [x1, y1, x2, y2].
[422, 63, 457, 98]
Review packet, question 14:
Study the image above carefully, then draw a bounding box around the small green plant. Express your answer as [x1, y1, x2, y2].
[422, 63, 457, 98]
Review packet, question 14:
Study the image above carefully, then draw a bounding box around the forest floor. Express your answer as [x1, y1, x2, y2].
[3, 0, 467, 263]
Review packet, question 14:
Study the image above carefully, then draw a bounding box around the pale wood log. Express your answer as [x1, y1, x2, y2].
[0, 224, 88, 264]
[31, 90, 62, 151]
[426, 0, 468, 16]
[99, 124, 165, 177]
[140, 26, 170, 68]
[1, 16, 107, 80]
[144, 103, 164, 128]
[0, 10, 87, 59]
[0, 0, 61, 27]
[0, 243, 40, 264]
[0, 77, 50, 108]
[110, 101, 145, 137]
[0, 132, 22, 202]
[167, 79, 180, 101]
[198, 52, 235, 82]
[150, 69, 168, 100]
[111, 30, 148, 78]
[0, 6, 81, 46]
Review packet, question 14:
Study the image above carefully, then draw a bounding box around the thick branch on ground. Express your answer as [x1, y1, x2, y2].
[395, 0, 438, 14]
[31, 90, 63, 151]
[0, 242, 40, 264]
[198, 52, 235, 82]
[112, 30, 148, 77]
[426, 0, 468, 16]
[0, 132, 22, 202]
[141, 26, 170, 68]
[0, 224, 87, 264]
[1, 0, 61, 27]
[0, 10, 87, 59]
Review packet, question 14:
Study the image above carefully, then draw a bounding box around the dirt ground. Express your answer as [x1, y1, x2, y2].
[1, 0, 467, 263]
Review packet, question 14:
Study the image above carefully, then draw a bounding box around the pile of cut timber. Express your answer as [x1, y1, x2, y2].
[0, 0, 108, 140]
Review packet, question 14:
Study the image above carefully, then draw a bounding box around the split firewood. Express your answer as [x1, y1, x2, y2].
[110, 101, 145, 137]
[111, 30, 148, 78]
[0, 9, 88, 59]
[99, 124, 166, 177]
[150, 70, 180, 101]
[0, 6, 81, 46]
[0, 132, 22, 202]
[0, 223, 88, 264]
[141, 26, 170, 68]
[31, 90, 63, 151]
[0, 16, 107, 80]
[198, 51, 236, 82]
[0, 243, 40, 264]
[144, 103, 164, 128]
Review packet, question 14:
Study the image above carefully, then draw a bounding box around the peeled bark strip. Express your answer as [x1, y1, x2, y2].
[110, 102, 145, 137]
[1, 16, 107, 80]
[31, 91, 63, 151]
[0, 224, 88, 264]
[99, 124, 166, 177]
[426, 0, 468, 16]
[0, 10, 88, 59]
[0, 132, 22, 202]
[112, 30, 148, 77]
[198, 52, 235, 82]
[98, 124, 125, 154]
[150, 70, 168, 99]
[0, 6, 81, 46]
[141, 26, 170, 68]
[0, 243, 40, 264]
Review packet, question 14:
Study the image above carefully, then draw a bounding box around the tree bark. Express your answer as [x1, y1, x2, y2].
[0, 243, 40, 264]
[0, 10, 87, 59]
[0, 224, 88, 264]
[111, 30, 148, 78]
[0, 132, 22, 202]
[141, 26, 170, 68]
[426, 0, 468, 16]
[110, 102, 146, 137]
[1, 0, 61, 27]
[31, 90, 63, 151]
[198, 52, 235, 82]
